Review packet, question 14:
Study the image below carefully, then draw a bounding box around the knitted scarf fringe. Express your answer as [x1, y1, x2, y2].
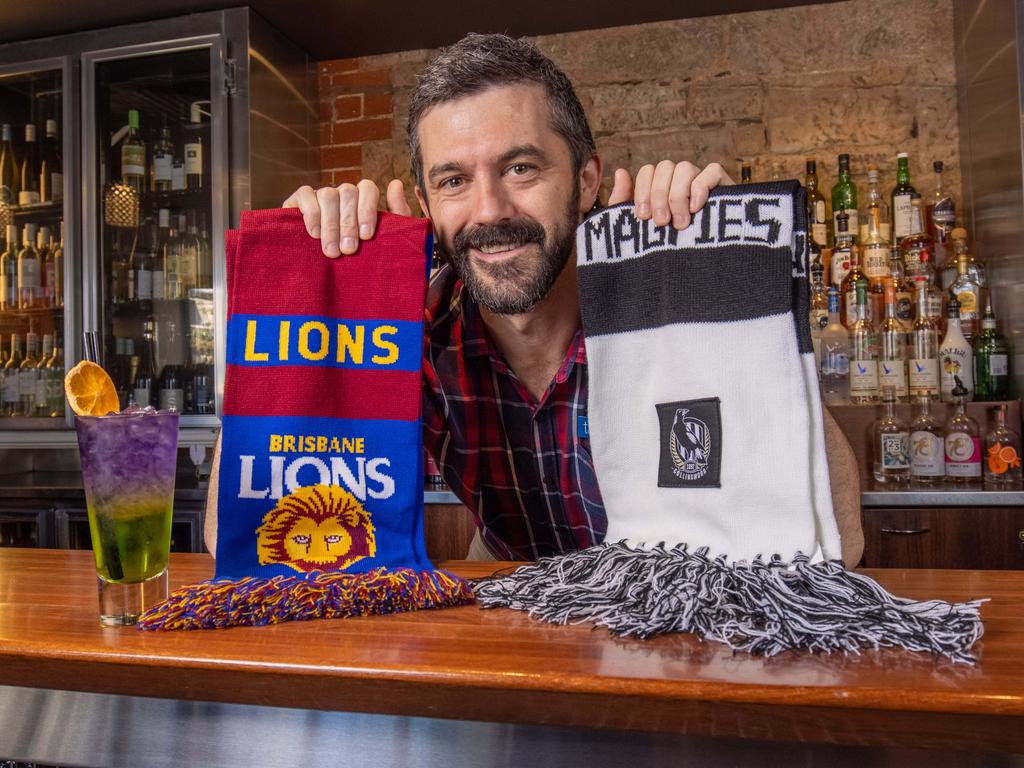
[137, 567, 475, 631]
[473, 541, 987, 664]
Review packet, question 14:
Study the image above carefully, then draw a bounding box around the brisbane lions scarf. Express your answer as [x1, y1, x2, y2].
[476, 181, 986, 663]
[139, 209, 472, 630]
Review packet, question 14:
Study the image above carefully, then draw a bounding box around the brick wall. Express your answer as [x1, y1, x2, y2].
[317, 0, 961, 213]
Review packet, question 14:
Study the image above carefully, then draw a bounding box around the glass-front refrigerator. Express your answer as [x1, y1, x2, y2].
[0, 59, 75, 429]
[84, 41, 227, 428]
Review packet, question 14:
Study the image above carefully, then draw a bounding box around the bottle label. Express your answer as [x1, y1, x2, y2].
[939, 345, 972, 397]
[879, 359, 908, 395]
[185, 143, 202, 175]
[171, 164, 185, 191]
[810, 309, 828, 332]
[831, 250, 851, 286]
[909, 358, 939, 395]
[895, 292, 913, 331]
[134, 387, 152, 408]
[931, 200, 955, 234]
[989, 354, 1009, 376]
[850, 359, 878, 394]
[19, 369, 36, 397]
[159, 388, 185, 412]
[862, 245, 889, 279]
[18, 190, 40, 205]
[812, 222, 827, 248]
[122, 145, 145, 177]
[154, 154, 173, 182]
[880, 432, 910, 469]
[893, 195, 914, 239]
[2, 373, 17, 403]
[50, 172, 63, 202]
[34, 376, 46, 407]
[902, 245, 933, 277]
[19, 259, 39, 289]
[911, 431, 944, 476]
[945, 433, 981, 476]
[956, 289, 977, 316]
[137, 268, 153, 300]
[152, 269, 165, 300]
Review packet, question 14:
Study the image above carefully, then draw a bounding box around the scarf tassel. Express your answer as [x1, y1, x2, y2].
[137, 567, 475, 631]
[473, 541, 987, 664]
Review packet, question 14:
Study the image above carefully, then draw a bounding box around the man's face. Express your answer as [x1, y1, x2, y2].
[415, 84, 590, 314]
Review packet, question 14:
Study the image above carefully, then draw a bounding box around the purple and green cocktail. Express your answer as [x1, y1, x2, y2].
[75, 408, 179, 625]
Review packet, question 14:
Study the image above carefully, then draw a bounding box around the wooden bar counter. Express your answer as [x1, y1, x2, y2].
[0, 549, 1022, 767]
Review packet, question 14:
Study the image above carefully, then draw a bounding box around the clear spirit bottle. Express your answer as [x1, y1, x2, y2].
[850, 283, 879, 404]
[948, 240, 982, 341]
[860, 163, 891, 243]
[121, 109, 146, 194]
[888, 251, 914, 337]
[820, 287, 850, 405]
[924, 160, 956, 268]
[939, 297, 974, 402]
[910, 396, 945, 484]
[831, 153, 859, 245]
[808, 260, 828, 374]
[878, 280, 908, 402]
[840, 237, 868, 329]
[984, 404, 1022, 485]
[873, 386, 910, 483]
[805, 157, 829, 248]
[973, 299, 1011, 401]
[909, 282, 940, 400]
[944, 377, 981, 484]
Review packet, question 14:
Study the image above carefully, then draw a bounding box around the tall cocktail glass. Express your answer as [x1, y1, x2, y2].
[75, 409, 179, 626]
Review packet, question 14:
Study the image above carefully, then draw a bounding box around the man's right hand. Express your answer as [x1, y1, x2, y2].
[282, 178, 413, 257]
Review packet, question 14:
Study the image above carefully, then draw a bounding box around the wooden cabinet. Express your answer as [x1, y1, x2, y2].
[423, 503, 476, 561]
[862, 506, 1024, 569]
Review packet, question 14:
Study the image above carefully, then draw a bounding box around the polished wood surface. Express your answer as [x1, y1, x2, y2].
[0, 549, 1021, 752]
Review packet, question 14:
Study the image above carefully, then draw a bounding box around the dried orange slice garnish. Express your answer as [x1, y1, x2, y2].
[999, 446, 1019, 464]
[64, 360, 120, 417]
[988, 454, 1009, 475]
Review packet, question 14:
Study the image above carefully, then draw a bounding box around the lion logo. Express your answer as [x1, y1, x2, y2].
[256, 484, 376, 573]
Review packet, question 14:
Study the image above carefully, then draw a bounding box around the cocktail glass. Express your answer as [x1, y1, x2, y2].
[75, 408, 179, 626]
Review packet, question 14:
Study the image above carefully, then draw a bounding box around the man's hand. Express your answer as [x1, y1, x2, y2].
[608, 162, 734, 230]
[282, 179, 413, 257]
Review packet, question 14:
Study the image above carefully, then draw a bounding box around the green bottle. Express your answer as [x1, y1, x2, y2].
[891, 152, 917, 243]
[831, 153, 859, 246]
[973, 299, 1011, 400]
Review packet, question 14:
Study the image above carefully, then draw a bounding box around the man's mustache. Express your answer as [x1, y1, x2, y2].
[452, 219, 546, 254]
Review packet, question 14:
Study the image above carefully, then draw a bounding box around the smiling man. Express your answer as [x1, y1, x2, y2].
[207, 33, 862, 566]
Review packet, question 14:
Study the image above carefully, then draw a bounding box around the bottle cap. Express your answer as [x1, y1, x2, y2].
[933, 160, 944, 172]
[128, 110, 139, 129]
[190, 102, 203, 124]
[24, 123, 36, 141]
[897, 151, 909, 160]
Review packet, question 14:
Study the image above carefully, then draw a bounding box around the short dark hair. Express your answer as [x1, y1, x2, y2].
[407, 33, 596, 191]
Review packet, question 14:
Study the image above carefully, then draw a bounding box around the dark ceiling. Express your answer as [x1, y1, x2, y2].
[0, 0, 835, 60]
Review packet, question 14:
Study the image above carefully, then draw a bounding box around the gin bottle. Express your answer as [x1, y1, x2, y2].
[850, 283, 878, 404]
[820, 287, 850, 405]
[878, 280, 908, 402]
[944, 377, 981, 484]
[973, 299, 1011, 401]
[909, 282, 940, 400]
[873, 386, 910, 483]
[939, 297, 973, 403]
[984, 404, 1022, 485]
[910, 396, 944, 484]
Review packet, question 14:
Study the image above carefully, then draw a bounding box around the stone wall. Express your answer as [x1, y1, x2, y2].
[317, 0, 960, 213]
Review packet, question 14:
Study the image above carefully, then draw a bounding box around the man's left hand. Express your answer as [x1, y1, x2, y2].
[608, 162, 734, 230]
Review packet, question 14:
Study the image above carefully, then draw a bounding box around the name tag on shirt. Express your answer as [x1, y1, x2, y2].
[577, 415, 589, 439]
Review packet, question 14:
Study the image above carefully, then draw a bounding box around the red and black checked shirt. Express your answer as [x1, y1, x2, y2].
[422, 265, 607, 561]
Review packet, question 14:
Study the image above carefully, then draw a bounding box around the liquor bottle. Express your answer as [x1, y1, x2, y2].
[805, 157, 829, 248]
[112, 336, 129, 408]
[52, 221, 64, 308]
[909, 282, 940, 400]
[17, 124, 40, 206]
[0, 224, 17, 310]
[17, 223, 40, 310]
[196, 210, 212, 288]
[899, 194, 934, 282]
[133, 321, 156, 408]
[110, 241, 129, 305]
[820, 287, 850, 405]
[153, 210, 170, 300]
[830, 153, 858, 244]
[973, 299, 1011, 401]
[180, 211, 201, 294]
[860, 164, 891, 242]
[135, 219, 154, 302]
[830, 212, 854, 289]
[849, 282, 878, 404]
[0, 124, 19, 205]
[121, 110, 146, 194]
[861, 192, 890, 325]
[948, 244, 981, 341]
[943, 226, 986, 295]
[34, 334, 52, 416]
[891, 152, 917, 243]
[185, 102, 204, 191]
[984, 404, 1022, 485]
[939, 297, 973, 403]
[152, 120, 174, 192]
[171, 156, 185, 191]
[944, 377, 981, 484]
[925, 160, 955, 268]
[878, 280, 908, 402]
[2, 334, 22, 416]
[163, 220, 184, 299]
[40, 118, 62, 204]
[18, 331, 39, 417]
[45, 339, 63, 417]
[808, 260, 828, 371]
[158, 361, 184, 412]
[872, 386, 910, 483]
[840, 236, 867, 329]
[38, 226, 55, 308]
[740, 163, 752, 183]
[910, 396, 944, 485]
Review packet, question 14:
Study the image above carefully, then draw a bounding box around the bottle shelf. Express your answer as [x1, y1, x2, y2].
[4, 201, 64, 223]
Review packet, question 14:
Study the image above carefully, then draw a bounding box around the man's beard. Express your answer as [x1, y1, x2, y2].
[441, 190, 579, 315]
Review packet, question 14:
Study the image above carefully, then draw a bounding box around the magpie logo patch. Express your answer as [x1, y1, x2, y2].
[657, 398, 721, 488]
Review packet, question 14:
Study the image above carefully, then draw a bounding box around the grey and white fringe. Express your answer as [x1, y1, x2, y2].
[473, 541, 987, 664]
